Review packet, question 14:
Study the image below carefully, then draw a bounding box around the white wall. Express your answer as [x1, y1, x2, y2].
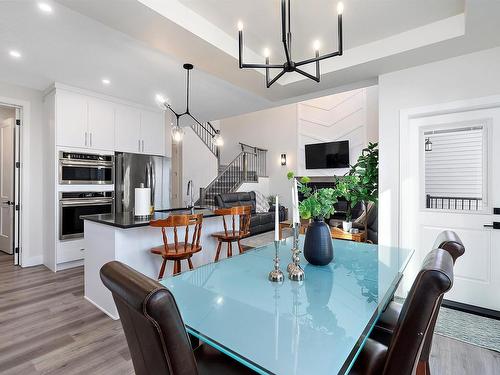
[378, 46, 500, 249]
[237, 177, 270, 198]
[219, 89, 379, 212]
[181, 126, 218, 205]
[220, 104, 298, 211]
[0, 81, 44, 266]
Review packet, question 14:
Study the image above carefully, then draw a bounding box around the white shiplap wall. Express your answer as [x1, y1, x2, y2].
[298, 88, 367, 176]
[424, 126, 484, 206]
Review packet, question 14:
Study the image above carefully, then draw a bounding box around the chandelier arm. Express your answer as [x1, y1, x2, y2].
[165, 104, 181, 118]
[295, 50, 341, 67]
[267, 69, 286, 88]
[295, 68, 320, 82]
[241, 63, 283, 69]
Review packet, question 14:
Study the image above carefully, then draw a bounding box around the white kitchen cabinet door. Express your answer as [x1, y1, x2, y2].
[141, 110, 165, 156]
[56, 91, 88, 148]
[115, 105, 141, 153]
[88, 99, 115, 151]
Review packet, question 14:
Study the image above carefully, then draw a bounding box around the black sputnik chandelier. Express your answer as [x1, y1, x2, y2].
[237, 0, 344, 88]
[156, 63, 223, 145]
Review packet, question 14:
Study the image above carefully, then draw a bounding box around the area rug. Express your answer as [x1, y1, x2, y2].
[435, 307, 500, 353]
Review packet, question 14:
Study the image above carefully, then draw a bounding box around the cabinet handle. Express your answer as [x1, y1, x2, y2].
[90, 132, 93, 147]
[138, 139, 141, 152]
[85, 132, 88, 146]
[142, 140, 144, 152]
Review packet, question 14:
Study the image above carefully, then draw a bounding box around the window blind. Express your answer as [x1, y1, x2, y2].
[424, 126, 484, 210]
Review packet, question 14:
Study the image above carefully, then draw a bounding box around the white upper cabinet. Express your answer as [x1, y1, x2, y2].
[115, 105, 142, 153]
[55, 88, 165, 155]
[56, 91, 88, 148]
[141, 110, 165, 156]
[88, 99, 115, 151]
[56, 90, 115, 151]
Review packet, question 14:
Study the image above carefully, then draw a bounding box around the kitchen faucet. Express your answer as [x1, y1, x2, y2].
[187, 180, 194, 214]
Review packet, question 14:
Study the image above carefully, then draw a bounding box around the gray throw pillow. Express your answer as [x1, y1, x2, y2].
[255, 191, 270, 213]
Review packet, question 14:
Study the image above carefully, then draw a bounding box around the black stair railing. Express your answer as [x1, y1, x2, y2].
[197, 144, 268, 209]
[191, 121, 220, 165]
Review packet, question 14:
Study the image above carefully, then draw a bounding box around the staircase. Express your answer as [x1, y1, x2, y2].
[191, 121, 220, 166]
[197, 143, 268, 208]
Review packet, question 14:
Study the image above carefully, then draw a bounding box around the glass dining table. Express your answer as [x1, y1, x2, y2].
[161, 236, 413, 375]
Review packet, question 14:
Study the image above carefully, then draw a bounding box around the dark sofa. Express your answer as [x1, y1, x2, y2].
[214, 192, 287, 236]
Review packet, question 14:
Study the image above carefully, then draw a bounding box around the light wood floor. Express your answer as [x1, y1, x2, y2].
[1, 253, 499, 374]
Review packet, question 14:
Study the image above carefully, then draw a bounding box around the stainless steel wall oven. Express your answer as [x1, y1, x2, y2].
[59, 151, 114, 185]
[59, 191, 114, 240]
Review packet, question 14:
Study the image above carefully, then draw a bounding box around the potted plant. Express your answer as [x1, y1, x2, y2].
[349, 142, 378, 236]
[287, 173, 338, 265]
[333, 174, 360, 232]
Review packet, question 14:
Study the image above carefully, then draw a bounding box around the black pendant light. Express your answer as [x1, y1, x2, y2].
[237, 0, 344, 88]
[157, 64, 223, 145]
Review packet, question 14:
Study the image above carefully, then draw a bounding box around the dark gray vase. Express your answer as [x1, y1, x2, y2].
[303, 219, 334, 266]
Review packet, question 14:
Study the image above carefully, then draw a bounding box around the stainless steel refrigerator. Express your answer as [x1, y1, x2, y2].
[115, 152, 170, 214]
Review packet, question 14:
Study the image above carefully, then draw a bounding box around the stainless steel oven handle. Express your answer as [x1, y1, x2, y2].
[60, 160, 113, 167]
[60, 200, 113, 207]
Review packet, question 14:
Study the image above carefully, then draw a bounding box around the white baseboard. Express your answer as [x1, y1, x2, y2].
[56, 259, 84, 271]
[21, 255, 43, 267]
[84, 296, 119, 320]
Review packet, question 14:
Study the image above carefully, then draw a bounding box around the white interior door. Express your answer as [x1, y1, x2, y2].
[402, 105, 500, 311]
[0, 115, 14, 254]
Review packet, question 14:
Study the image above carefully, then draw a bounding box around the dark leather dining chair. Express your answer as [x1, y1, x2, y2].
[371, 231, 465, 374]
[100, 261, 255, 375]
[350, 248, 454, 375]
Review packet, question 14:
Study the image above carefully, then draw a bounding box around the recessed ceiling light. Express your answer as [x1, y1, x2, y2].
[101, 78, 110, 85]
[9, 50, 22, 59]
[38, 2, 53, 13]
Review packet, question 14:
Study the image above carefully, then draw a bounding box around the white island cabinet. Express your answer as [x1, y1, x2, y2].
[82, 211, 227, 320]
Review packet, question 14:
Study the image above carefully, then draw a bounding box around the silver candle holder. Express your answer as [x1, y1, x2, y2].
[288, 224, 305, 282]
[269, 240, 284, 282]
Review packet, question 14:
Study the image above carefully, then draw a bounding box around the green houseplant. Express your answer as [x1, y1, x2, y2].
[333, 174, 361, 232]
[335, 142, 378, 235]
[287, 172, 337, 265]
[350, 142, 378, 235]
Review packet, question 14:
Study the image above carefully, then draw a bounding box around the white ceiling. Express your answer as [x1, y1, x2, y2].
[1, 0, 500, 121]
[181, 0, 464, 62]
[0, 0, 269, 121]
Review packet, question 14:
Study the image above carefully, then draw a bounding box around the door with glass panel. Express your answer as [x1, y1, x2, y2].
[406, 107, 500, 312]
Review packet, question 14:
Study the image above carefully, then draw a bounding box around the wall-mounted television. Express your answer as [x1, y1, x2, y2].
[305, 140, 349, 169]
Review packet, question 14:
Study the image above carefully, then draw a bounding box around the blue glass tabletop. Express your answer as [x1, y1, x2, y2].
[161, 237, 413, 375]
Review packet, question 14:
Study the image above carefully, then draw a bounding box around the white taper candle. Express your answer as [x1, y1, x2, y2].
[293, 179, 300, 225]
[275, 195, 280, 241]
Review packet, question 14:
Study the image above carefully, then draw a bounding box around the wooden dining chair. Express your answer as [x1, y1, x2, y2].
[150, 214, 203, 279]
[212, 206, 252, 262]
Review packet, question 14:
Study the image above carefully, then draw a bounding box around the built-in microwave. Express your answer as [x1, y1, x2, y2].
[59, 151, 114, 185]
[59, 191, 114, 240]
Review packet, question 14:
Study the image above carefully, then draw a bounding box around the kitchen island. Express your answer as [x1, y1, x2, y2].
[82, 208, 226, 319]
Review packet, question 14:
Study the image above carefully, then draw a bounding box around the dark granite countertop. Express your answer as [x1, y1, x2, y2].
[81, 207, 216, 229]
